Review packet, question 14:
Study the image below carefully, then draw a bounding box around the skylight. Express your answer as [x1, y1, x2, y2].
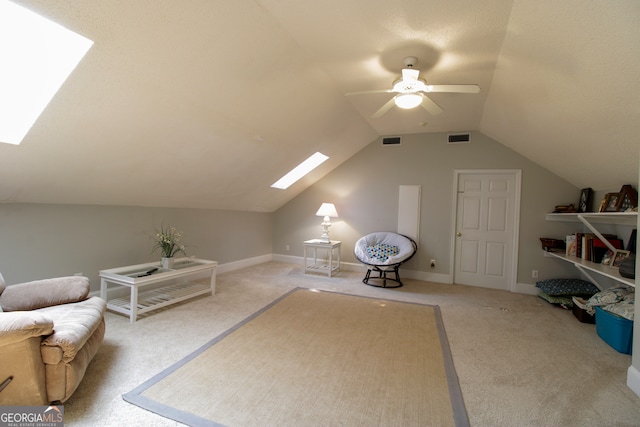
[271, 152, 329, 190]
[0, 0, 93, 145]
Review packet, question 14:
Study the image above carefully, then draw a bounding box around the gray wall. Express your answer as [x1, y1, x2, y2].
[0, 204, 272, 290]
[273, 131, 582, 285]
[0, 131, 627, 293]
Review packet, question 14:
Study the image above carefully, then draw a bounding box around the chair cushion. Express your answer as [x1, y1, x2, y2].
[39, 296, 106, 364]
[0, 311, 54, 347]
[355, 232, 416, 266]
[535, 278, 599, 297]
[366, 243, 399, 262]
[537, 291, 573, 308]
[0, 277, 90, 312]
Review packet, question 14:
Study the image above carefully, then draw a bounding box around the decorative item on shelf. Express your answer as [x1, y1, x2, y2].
[599, 193, 620, 212]
[578, 188, 593, 212]
[611, 250, 631, 268]
[616, 185, 638, 212]
[315, 203, 339, 243]
[553, 204, 577, 213]
[539, 238, 565, 252]
[566, 235, 577, 256]
[152, 224, 187, 269]
[597, 185, 638, 212]
[601, 250, 615, 266]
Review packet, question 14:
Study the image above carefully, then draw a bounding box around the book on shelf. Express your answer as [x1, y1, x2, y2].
[583, 236, 624, 263]
[566, 235, 577, 257]
[566, 233, 622, 263]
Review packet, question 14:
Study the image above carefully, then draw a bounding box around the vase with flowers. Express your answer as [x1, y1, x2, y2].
[152, 224, 187, 269]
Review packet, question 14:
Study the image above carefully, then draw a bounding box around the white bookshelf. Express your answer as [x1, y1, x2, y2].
[545, 212, 637, 226]
[545, 212, 637, 288]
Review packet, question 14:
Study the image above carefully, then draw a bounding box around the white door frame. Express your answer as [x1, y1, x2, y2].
[449, 169, 522, 291]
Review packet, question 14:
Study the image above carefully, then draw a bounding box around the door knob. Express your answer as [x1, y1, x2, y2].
[456, 232, 462, 237]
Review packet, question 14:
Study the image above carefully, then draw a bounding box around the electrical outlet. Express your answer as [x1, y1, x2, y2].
[430, 259, 436, 268]
[285, 245, 290, 251]
[532, 269, 539, 279]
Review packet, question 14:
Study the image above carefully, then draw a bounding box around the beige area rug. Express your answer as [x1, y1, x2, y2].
[123, 288, 469, 427]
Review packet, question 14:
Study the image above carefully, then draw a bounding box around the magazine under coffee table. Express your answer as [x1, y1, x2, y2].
[99, 258, 217, 322]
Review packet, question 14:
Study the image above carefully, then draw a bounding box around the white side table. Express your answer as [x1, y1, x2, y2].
[303, 239, 341, 277]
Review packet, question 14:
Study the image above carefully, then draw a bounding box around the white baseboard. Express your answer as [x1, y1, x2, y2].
[92, 255, 540, 297]
[271, 255, 370, 275]
[627, 365, 640, 398]
[92, 286, 128, 299]
[338, 261, 368, 272]
[216, 254, 273, 274]
[271, 255, 542, 292]
[513, 282, 539, 295]
[271, 254, 303, 265]
[403, 268, 452, 284]
[272, 255, 454, 285]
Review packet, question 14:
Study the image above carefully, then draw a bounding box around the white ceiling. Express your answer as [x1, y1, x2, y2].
[1, 0, 638, 212]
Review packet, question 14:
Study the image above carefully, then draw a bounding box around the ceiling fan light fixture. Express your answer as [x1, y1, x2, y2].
[392, 75, 427, 93]
[346, 57, 478, 118]
[394, 93, 422, 109]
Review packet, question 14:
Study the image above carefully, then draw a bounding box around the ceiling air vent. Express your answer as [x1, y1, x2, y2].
[448, 133, 471, 144]
[382, 136, 402, 145]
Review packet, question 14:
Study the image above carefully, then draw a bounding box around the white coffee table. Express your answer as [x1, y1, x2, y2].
[100, 257, 217, 322]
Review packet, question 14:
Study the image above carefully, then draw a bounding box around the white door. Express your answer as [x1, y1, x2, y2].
[453, 171, 520, 290]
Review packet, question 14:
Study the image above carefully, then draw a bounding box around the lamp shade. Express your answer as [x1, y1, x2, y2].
[394, 93, 422, 109]
[316, 203, 338, 218]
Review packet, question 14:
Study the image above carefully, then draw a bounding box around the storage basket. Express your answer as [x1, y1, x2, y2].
[539, 238, 566, 252]
[571, 297, 595, 324]
[595, 307, 633, 354]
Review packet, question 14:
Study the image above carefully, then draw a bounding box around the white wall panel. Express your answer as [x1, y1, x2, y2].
[398, 185, 421, 245]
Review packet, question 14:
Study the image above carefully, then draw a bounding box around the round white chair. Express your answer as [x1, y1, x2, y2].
[354, 232, 417, 288]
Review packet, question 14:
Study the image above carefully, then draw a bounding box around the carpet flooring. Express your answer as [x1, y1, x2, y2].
[62, 262, 640, 426]
[123, 288, 469, 427]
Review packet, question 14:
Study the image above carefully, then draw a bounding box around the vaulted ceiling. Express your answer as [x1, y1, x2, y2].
[1, 0, 638, 211]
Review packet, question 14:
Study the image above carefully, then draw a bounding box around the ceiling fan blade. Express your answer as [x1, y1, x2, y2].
[345, 89, 394, 96]
[371, 97, 397, 118]
[420, 94, 443, 115]
[426, 84, 480, 93]
[401, 68, 420, 82]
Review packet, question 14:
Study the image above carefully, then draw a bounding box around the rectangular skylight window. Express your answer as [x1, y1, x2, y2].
[271, 152, 329, 190]
[0, 0, 94, 145]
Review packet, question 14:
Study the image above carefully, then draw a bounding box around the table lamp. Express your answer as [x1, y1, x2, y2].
[316, 203, 338, 243]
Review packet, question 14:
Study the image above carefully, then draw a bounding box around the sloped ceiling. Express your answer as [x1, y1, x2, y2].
[1, 0, 638, 212]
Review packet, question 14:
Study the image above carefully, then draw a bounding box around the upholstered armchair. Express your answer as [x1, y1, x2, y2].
[0, 273, 106, 405]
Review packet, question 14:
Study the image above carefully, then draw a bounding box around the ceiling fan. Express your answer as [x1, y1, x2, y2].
[346, 56, 480, 118]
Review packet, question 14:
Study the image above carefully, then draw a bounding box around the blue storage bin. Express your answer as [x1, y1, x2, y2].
[595, 307, 633, 354]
